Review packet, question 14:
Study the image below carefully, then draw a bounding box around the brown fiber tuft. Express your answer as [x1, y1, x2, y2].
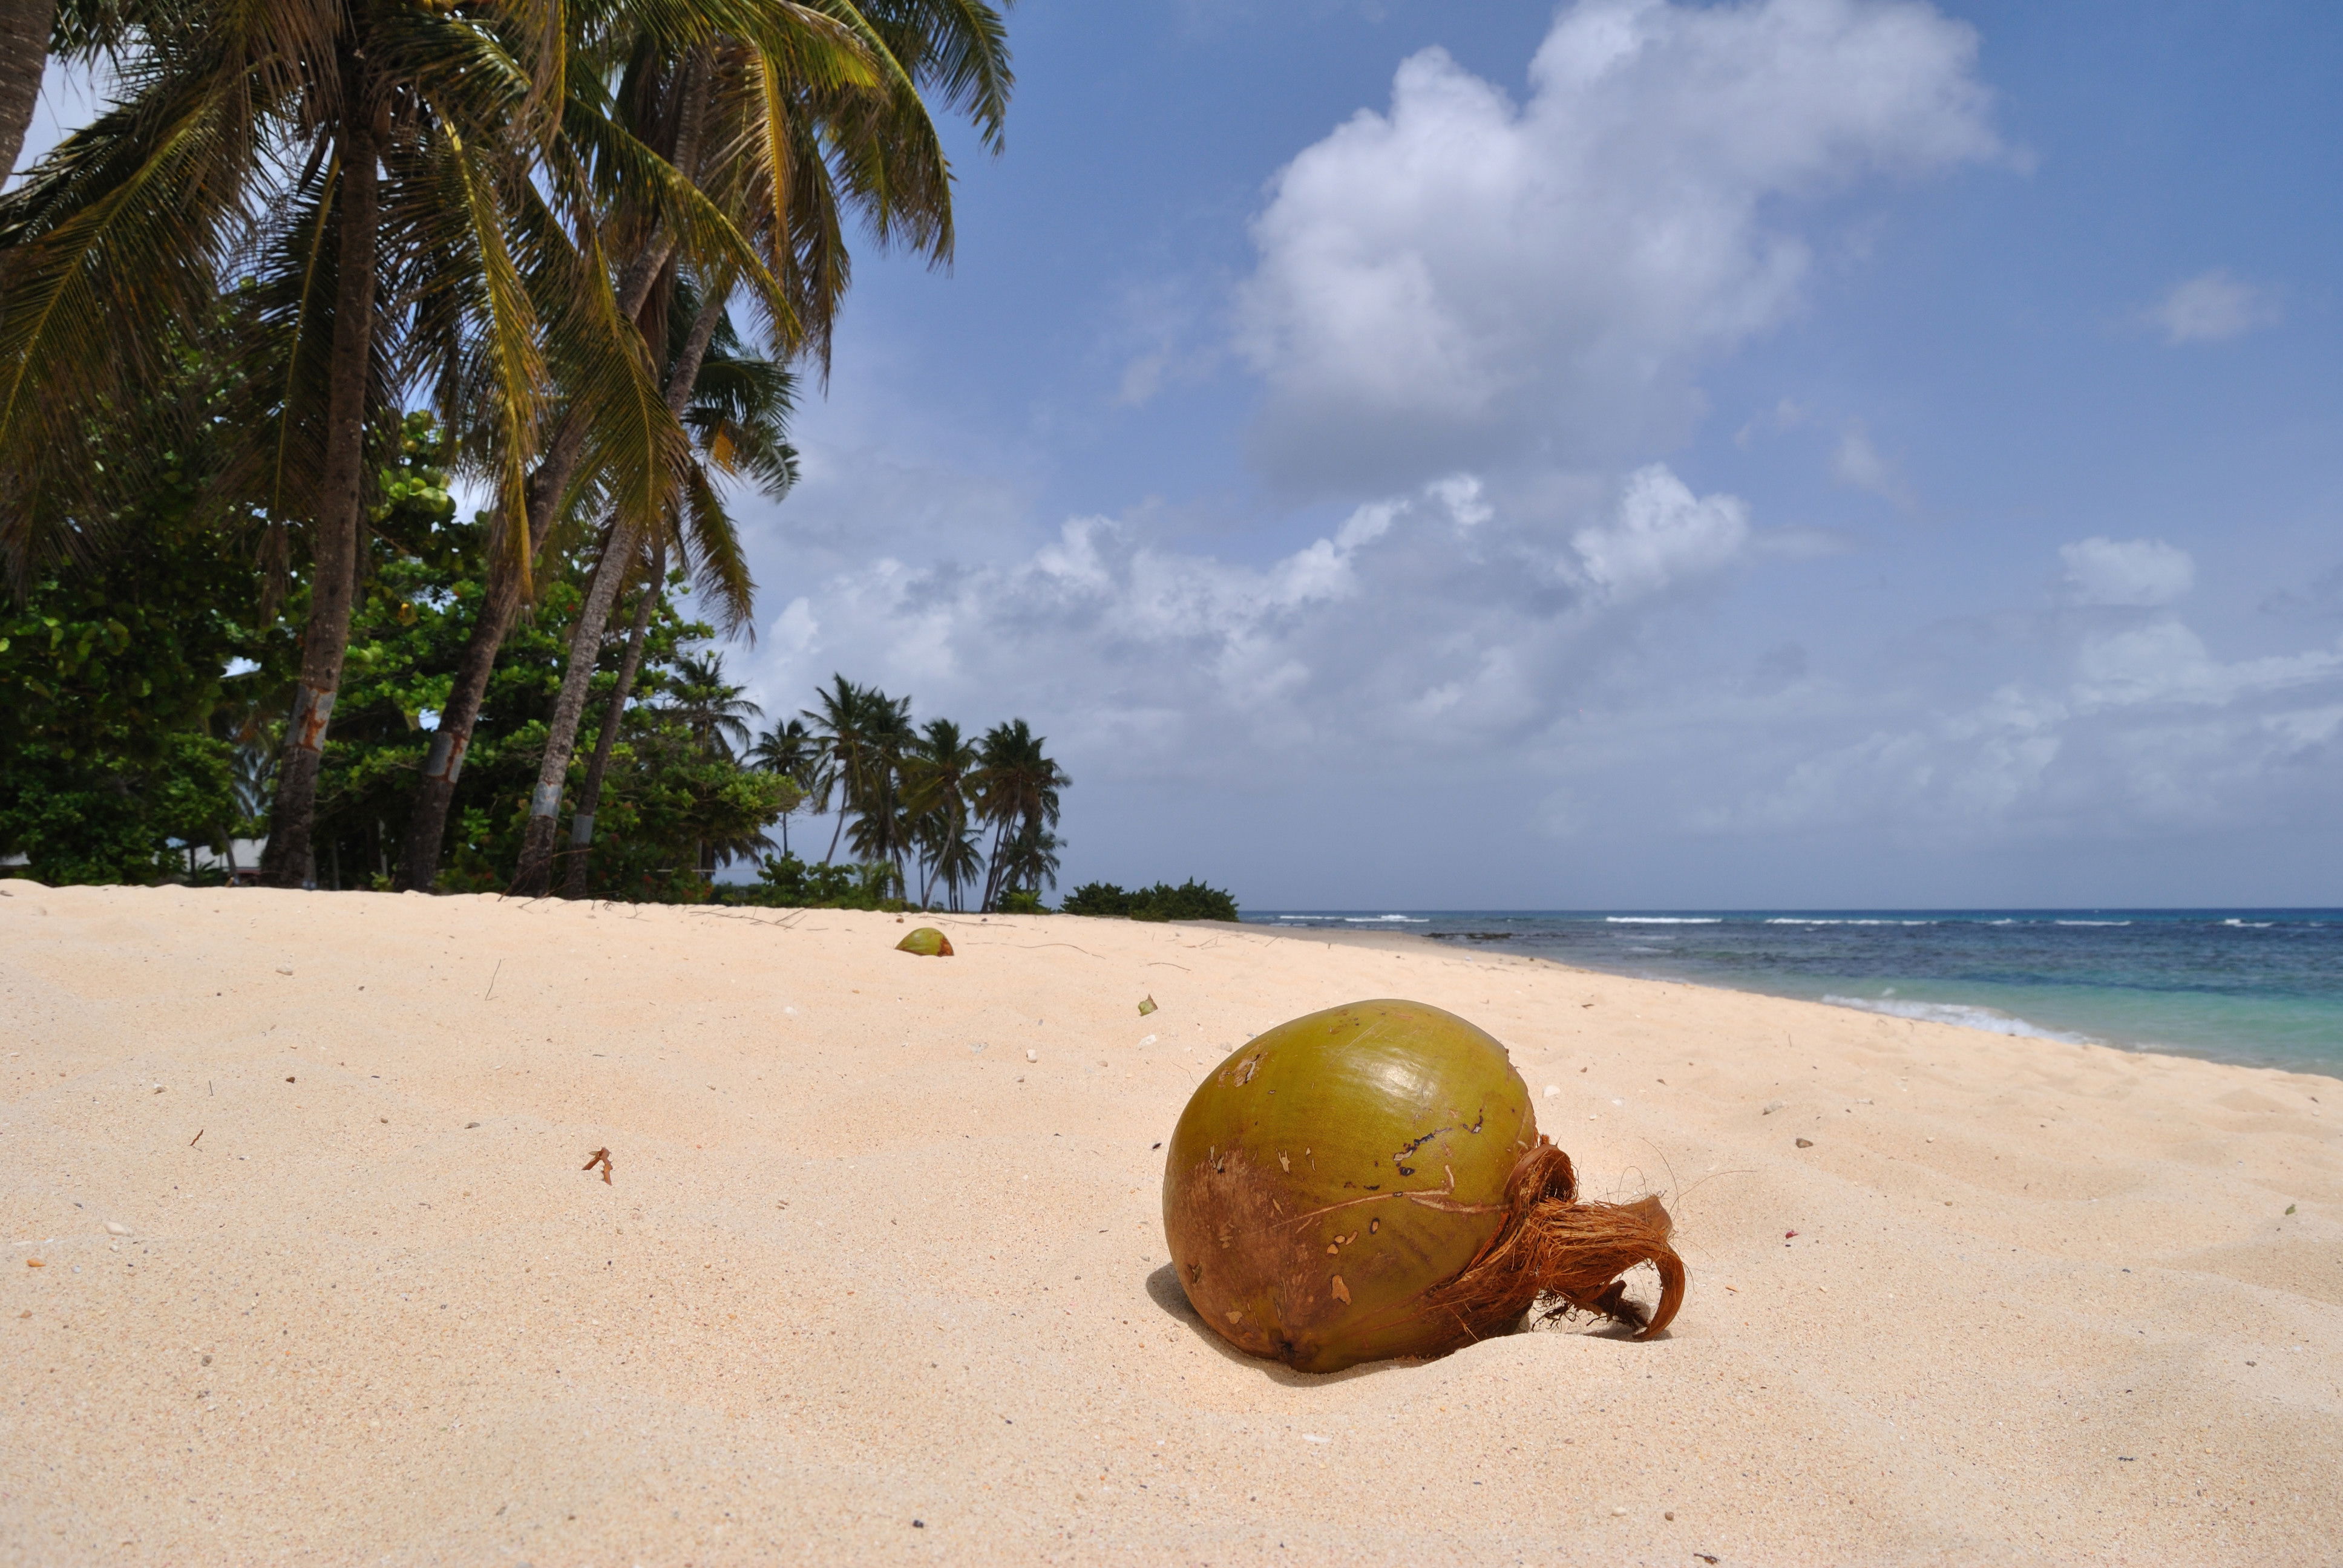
[1423, 1140, 1686, 1344]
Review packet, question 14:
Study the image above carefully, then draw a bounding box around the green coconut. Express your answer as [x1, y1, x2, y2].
[1161, 998, 1684, 1373]
[896, 927, 954, 957]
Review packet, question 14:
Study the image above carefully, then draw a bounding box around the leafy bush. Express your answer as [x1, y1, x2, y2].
[996, 887, 1048, 915]
[742, 853, 903, 910]
[1061, 879, 1238, 922]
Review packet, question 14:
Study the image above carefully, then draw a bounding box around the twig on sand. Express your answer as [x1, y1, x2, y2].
[485, 959, 504, 999]
[582, 1147, 613, 1184]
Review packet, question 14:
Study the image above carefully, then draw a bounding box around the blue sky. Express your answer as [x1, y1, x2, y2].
[721, 0, 2343, 909]
[30, 2, 2343, 907]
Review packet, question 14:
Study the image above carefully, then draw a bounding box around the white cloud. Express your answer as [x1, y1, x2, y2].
[1709, 538, 2343, 838]
[1571, 464, 1750, 601]
[1236, 0, 2002, 490]
[737, 463, 1752, 779]
[2145, 269, 2279, 345]
[2059, 536, 2194, 607]
[1831, 423, 1916, 509]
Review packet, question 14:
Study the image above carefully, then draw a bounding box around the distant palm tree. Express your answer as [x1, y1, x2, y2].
[805, 675, 911, 866]
[748, 716, 822, 856]
[996, 820, 1063, 904]
[661, 652, 762, 759]
[223, 741, 277, 881]
[931, 821, 985, 912]
[841, 696, 916, 892]
[902, 717, 977, 907]
[974, 719, 1067, 911]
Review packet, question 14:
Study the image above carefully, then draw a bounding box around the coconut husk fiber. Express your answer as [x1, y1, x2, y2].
[1422, 1138, 1686, 1345]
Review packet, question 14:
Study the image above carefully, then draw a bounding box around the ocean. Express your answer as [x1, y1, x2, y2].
[1244, 910, 2343, 1080]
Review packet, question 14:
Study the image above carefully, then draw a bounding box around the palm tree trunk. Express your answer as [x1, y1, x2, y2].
[510, 289, 726, 895]
[390, 252, 672, 892]
[260, 109, 378, 889]
[980, 816, 1012, 912]
[508, 516, 638, 896]
[0, 0, 54, 188]
[390, 54, 707, 897]
[560, 537, 663, 900]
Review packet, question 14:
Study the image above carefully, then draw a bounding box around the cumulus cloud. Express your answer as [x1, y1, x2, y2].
[1708, 538, 2343, 840]
[1236, 0, 2002, 490]
[2059, 536, 2194, 607]
[1571, 465, 1749, 601]
[2145, 269, 2279, 345]
[740, 463, 1752, 779]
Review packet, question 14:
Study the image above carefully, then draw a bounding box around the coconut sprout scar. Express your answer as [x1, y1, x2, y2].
[1162, 998, 1684, 1373]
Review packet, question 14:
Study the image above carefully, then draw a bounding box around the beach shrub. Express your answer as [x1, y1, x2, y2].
[745, 852, 902, 910]
[1063, 879, 1238, 922]
[996, 887, 1048, 915]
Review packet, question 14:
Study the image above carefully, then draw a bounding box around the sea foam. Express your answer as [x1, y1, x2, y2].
[1823, 993, 2096, 1044]
[1606, 916, 1722, 924]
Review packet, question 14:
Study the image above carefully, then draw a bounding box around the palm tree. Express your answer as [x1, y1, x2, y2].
[0, 0, 762, 887]
[505, 267, 794, 896]
[973, 718, 1066, 911]
[805, 674, 911, 865]
[747, 714, 821, 856]
[995, 819, 1061, 904]
[559, 534, 666, 900]
[902, 716, 975, 907]
[395, 0, 1012, 892]
[839, 690, 914, 888]
[662, 651, 762, 757]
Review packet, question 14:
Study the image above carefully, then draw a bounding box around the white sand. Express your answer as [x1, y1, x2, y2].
[1, 882, 2337, 1564]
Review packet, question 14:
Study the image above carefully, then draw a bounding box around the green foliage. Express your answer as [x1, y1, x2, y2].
[4, 408, 802, 897]
[0, 342, 293, 882]
[741, 852, 903, 911]
[996, 887, 1048, 915]
[1061, 880, 1239, 923]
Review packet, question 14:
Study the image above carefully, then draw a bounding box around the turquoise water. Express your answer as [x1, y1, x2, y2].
[1244, 910, 2343, 1080]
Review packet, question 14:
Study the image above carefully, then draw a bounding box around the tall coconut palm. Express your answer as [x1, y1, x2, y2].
[0, 0, 787, 886]
[902, 716, 974, 907]
[395, 0, 1012, 892]
[559, 532, 665, 899]
[972, 717, 1065, 911]
[839, 688, 913, 887]
[994, 818, 1060, 903]
[511, 251, 806, 894]
[505, 279, 735, 897]
[747, 713, 820, 856]
[804, 673, 908, 864]
[559, 295, 798, 896]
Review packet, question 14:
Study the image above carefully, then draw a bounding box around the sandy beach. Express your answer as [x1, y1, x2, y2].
[2, 882, 2337, 1566]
